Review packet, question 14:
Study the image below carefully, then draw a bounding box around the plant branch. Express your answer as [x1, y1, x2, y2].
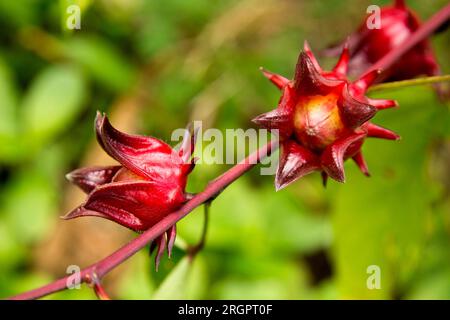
[368, 75, 450, 92]
[8, 140, 277, 300]
[7, 1, 450, 301]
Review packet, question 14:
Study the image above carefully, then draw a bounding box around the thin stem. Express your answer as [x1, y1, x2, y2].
[8, 140, 277, 300]
[368, 75, 450, 93]
[359, 2, 450, 81]
[93, 283, 111, 301]
[188, 202, 210, 258]
[86, 272, 111, 300]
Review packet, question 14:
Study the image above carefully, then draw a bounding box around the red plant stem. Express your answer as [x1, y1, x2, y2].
[9, 140, 277, 300]
[360, 2, 450, 80]
[86, 272, 111, 300]
[7, 2, 450, 301]
[92, 283, 111, 301]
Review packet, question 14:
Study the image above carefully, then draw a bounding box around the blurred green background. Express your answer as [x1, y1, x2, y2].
[0, 0, 449, 300]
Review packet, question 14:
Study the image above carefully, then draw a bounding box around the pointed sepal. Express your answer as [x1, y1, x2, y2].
[260, 67, 289, 90]
[252, 109, 292, 138]
[367, 123, 400, 140]
[66, 166, 122, 194]
[62, 181, 186, 232]
[321, 133, 366, 182]
[354, 69, 381, 93]
[332, 40, 350, 77]
[95, 112, 186, 182]
[339, 84, 377, 128]
[303, 41, 323, 73]
[352, 151, 370, 177]
[275, 140, 320, 191]
[367, 98, 398, 110]
[294, 51, 342, 95]
[178, 123, 199, 164]
[166, 224, 177, 259]
[155, 234, 167, 272]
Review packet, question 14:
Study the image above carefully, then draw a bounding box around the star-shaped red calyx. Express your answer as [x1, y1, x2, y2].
[253, 41, 400, 190]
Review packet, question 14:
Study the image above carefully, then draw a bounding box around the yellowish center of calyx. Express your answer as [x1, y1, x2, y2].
[293, 92, 345, 152]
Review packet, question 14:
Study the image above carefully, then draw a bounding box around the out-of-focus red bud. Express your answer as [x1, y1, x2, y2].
[325, 0, 440, 82]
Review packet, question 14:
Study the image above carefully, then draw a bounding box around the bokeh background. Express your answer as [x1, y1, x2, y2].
[0, 0, 449, 300]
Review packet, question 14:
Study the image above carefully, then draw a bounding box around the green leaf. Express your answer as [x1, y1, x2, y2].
[179, 179, 330, 256]
[0, 56, 20, 162]
[332, 87, 446, 299]
[0, 0, 37, 27]
[1, 169, 57, 244]
[212, 255, 309, 299]
[116, 251, 154, 300]
[0, 58, 18, 135]
[152, 255, 206, 300]
[21, 64, 87, 147]
[406, 270, 450, 300]
[0, 222, 26, 271]
[63, 36, 136, 91]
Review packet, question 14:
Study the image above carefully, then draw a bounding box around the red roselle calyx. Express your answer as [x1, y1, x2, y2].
[253, 41, 400, 190]
[64, 112, 197, 269]
[325, 0, 440, 82]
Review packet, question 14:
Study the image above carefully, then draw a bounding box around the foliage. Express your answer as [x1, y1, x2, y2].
[0, 0, 449, 299]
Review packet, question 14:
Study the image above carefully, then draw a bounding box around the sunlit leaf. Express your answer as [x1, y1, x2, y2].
[63, 36, 136, 91]
[152, 255, 206, 300]
[332, 87, 447, 299]
[0, 57, 19, 162]
[1, 169, 57, 244]
[21, 64, 87, 147]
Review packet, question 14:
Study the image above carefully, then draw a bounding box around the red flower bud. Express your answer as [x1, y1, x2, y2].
[253, 41, 400, 190]
[325, 0, 439, 81]
[65, 112, 196, 269]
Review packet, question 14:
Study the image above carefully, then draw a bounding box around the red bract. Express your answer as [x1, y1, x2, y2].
[65, 112, 196, 269]
[325, 0, 439, 81]
[253, 41, 400, 190]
